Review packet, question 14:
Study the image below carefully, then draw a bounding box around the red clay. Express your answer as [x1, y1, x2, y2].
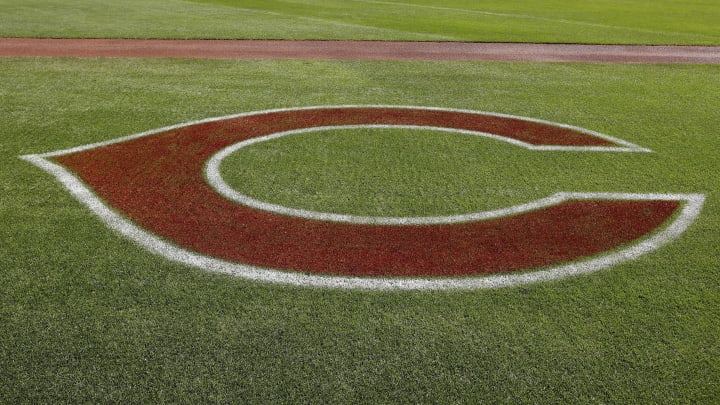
[53, 107, 681, 277]
[2, 38, 719, 63]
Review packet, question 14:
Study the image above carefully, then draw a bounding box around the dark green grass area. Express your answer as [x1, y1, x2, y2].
[220, 126, 687, 217]
[221, 127, 554, 216]
[1, 0, 719, 44]
[1, 58, 719, 402]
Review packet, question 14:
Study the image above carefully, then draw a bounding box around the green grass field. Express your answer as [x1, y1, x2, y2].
[3, 57, 719, 403]
[1, 0, 720, 44]
[2, 1, 720, 403]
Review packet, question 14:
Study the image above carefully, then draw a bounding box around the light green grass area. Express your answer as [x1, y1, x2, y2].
[1, 0, 719, 44]
[1, 57, 719, 402]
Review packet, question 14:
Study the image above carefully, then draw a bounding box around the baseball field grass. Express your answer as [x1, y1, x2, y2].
[2, 0, 720, 402]
[1, 56, 719, 402]
[1, 0, 720, 44]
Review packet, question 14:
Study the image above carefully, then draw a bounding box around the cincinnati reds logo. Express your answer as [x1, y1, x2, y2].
[21, 106, 705, 290]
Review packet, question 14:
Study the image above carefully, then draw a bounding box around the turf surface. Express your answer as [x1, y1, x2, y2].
[220, 126, 655, 216]
[1, 57, 719, 402]
[1, 0, 719, 44]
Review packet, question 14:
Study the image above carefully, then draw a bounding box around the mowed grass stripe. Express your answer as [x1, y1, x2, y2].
[196, 0, 720, 44]
[1, 0, 719, 44]
[0, 0, 450, 41]
[344, 0, 720, 41]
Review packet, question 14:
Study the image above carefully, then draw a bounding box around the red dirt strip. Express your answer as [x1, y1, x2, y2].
[53, 107, 680, 277]
[2, 38, 719, 63]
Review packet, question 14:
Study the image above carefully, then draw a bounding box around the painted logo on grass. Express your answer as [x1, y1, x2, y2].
[21, 106, 705, 290]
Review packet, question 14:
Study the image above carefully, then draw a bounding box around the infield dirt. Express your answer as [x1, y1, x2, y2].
[1, 38, 719, 63]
